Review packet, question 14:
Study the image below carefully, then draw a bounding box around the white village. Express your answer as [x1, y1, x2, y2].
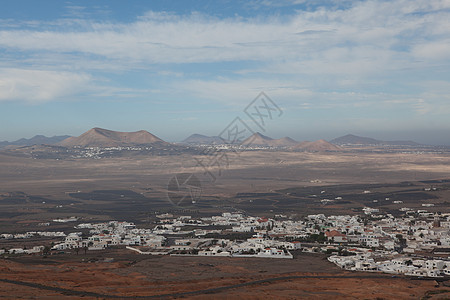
[2, 203, 450, 279]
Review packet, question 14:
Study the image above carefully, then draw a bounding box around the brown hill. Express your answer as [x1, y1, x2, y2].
[331, 134, 421, 146]
[292, 139, 342, 152]
[59, 128, 166, 147]
[242, 132, 273, 146]
[273, 137, 299, 147]
[242, 133, 298, 147]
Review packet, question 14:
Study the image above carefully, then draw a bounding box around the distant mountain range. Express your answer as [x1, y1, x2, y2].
[293, 139, 342, 152]
[240, 133, 341, 151]
[0, 135, 71, 149]
[182, 132, 341, 152]
[180, 132, 424, 151]
[242, 132, 299, 147]
[58, 127, 166, 147]
[182, 134, 225, 145]
[330, 134, 421, 146]
[0, 130, 425, 151]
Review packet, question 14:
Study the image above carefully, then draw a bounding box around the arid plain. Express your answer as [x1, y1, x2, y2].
[2, 150, 450, 197]
[1, 150, 450, 299]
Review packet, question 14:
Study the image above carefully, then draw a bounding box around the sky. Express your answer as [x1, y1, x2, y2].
[1, 0, 450, 144]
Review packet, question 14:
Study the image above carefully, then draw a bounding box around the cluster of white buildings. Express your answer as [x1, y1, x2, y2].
[148, 211, 450, 272]
[1, 209, 449, 276]
[1, 231, 66, 239]
[0, 246, 44, 255]
[70, 146, 163, 159]
[309, 211, 450, 278]
[329, 252, 450, 277]
[51, 221, 164, 250]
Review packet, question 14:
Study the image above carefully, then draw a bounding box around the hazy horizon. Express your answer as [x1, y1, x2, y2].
[2, 127, 450, 146]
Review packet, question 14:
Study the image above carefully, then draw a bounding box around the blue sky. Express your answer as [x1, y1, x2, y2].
[1, 0, 450, 144]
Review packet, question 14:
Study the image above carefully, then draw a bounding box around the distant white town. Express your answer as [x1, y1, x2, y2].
[2, 207, 450, 278]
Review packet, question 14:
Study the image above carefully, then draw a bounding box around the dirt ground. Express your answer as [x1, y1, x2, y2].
[2, 151, 450, 197]
[1, 249, 449, 299]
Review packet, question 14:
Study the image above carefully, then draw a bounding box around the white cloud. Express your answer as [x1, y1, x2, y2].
[175, 76, 450, 119]
[0, 0, 448, 72]
[0, 0, 449, 105]
[177, 78, 317, 107]
[413, 40, 450, 61]
[0, 68, 91, 103]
